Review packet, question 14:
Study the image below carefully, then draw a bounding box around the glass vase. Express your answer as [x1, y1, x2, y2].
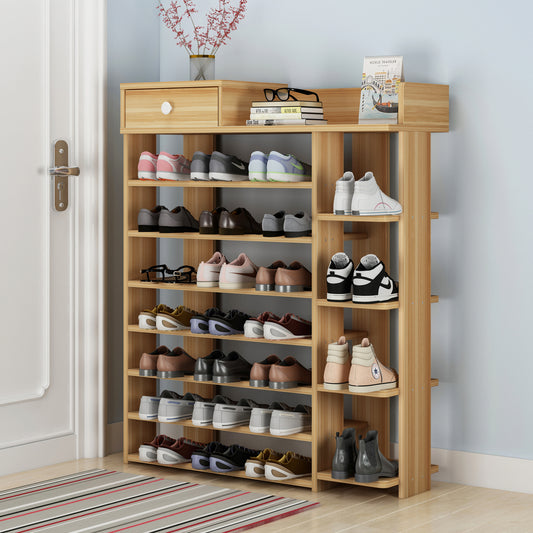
[189, 55, 215, 81]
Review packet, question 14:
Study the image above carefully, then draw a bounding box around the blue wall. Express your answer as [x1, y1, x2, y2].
[108, 0, 533, 461]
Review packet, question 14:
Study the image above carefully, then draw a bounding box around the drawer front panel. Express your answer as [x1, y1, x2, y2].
[124, 88, 218, 129]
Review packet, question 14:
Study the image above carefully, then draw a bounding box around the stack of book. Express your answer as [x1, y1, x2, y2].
[246, 100, 327, 126]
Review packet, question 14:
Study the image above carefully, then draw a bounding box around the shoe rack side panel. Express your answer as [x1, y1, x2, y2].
[398, 131, 432, 498]
[182, 134, 217, 444]
[123, 134, 158, 461]
[351, 132, 391, 458]
[311, 131, 345, 491]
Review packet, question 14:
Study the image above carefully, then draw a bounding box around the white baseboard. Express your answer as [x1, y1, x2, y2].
[391, 443, 533, 494]
[0, 434, 77, 476]
[106, 422, 123, 455]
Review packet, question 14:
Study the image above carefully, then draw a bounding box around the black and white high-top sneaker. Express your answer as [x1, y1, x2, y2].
[352, 254, 398, 303]
[327, 252, 354, 301]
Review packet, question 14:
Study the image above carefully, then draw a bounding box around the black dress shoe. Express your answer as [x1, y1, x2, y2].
[212, 351, 252, 383]
[194, 350, 226, 381]
[199, 207, 228, 234]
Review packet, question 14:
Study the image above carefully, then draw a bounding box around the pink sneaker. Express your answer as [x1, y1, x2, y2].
[349, 338, 398, 393]
[156, 152, 191, 181]
[323, 336, 351, 390]
[219, 253, 258, 289]
[138, 151, 158, 180]
[197, 252, 227, 287]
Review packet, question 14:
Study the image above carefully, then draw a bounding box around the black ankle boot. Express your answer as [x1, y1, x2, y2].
[355, 430, 398, 483]
[331, 428, 356, 479]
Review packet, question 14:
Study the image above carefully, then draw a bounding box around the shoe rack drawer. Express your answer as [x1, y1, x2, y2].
[124, 87, 218, 129]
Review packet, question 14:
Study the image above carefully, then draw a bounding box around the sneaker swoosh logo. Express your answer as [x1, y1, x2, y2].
[381, 279, 392, 290]
[232, 161, 245, 170]
[290, 161, 303, 170]
[229, 271, 256, 278]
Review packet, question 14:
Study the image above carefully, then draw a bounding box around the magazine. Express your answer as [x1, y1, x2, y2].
[358, 56, 403, 124]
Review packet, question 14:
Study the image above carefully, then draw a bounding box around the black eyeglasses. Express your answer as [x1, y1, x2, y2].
[264, 87, 319, 102]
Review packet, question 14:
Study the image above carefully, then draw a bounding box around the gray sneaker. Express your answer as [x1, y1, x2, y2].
[191, 395, 234, 426]
[270, 404, 312, 435]
[249, 401, 290, 433]
[266, 151, 311, 182]
[158, 206, 199, 233]
[137, 205, 168, 232]
[191, 151, 211, 181]
[138, 395, 161, 420]
[284, 212, 312, 238]
[262, 211, 286, 237]
[209, 151, 249, 181]
[212, 398, 262, 428]
[158, 392, 205, 422]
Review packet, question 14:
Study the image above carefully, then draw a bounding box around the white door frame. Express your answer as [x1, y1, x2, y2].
[73, 0, 106, 459]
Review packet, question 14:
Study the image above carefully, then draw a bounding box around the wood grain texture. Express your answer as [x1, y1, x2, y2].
[398, 131, 432, 498]
[123, 134, 157, 459]
[399, 83, 450, 131]
[310, 87, 360, 123]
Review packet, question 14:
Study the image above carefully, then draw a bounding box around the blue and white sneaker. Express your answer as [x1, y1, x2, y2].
[190, 151, 211, 181]
[249, 151, 268, 181]
[266, 151, 312, 182]
[209, 151, 249, 181]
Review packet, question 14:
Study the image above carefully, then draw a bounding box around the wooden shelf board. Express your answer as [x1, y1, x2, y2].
[129, 230, 312, 244]
[128, 412, 312, 442]
[127, 370, 313, 395]
[127, 325, 313, 347]
[316, 378, 439, 398]
[120, 124, 448, 135]
[127, 280, 312, 299]
[316, 295, 439, 310]
[129, 180, 312, 189]
[317, 212, 439, 223]
[127, 453, 313, 488]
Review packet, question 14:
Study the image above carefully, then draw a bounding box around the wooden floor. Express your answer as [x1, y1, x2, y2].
[2, 454, 533, 532]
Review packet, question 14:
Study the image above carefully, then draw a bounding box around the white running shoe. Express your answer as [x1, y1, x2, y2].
[333, 172, 355, 215]
[351, 172, 402, 215]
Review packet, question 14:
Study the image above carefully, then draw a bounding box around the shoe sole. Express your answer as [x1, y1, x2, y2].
[348, 382, 397, 392]
[353, 209, 402, 216]
[245, 462, 265, 477]
[266, 173, 310, 182]
[138, 316, 156, 329]
[323, 382, 348, 390]
[209, 172, 248, 181]
[191, 418, 212, 426]
[270, 425, 311, 436]
[218, 280, 255, 289]
[352, 293, 398, 303]
[212, 375, 247, 383]
[334, 210, 351, 215]
[156, 319, 190, 331]
[213, 420, 249, 429]
[156, 370, 187, 378]
[249, 425, 268, 433]
[326, 292, 352, 301]
[190, 172, 209, 180]
[269, 381, 301, 389]
[208, 320, 243, 335]
[264, 323, 310, 339]
[249, 173, 267, 182]
[156, 172, 190, 180]
[275, 285, 311, 292]
[138, 171, 156, 180]
[243, 322, 263, 338]
[249, 379, 268, 387]
[196, 280, 219, 287]
[191, 455, 210, 469]
[194, 373, 212, 381]
[190, 318, 209, 334]
[209, 457, 241, 472]
[158, 226, 198, 233]
[255, 284, 274, 291]
[157, 414, 193, 422]
[138, 446, 156, 462]
[157, 449, 190, 465]
[262, 230, 284, 237]
[284, 230, 311, 238]
[138, 225, 158, 232]
[331, 470, 354, 479]
[139, 369, 156, 376]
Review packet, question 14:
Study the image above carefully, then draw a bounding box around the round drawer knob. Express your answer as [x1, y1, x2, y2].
[161, 101, 173, 115]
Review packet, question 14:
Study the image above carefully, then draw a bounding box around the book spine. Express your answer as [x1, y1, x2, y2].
[249, 113, 323, 120]
[250, 107, 323, 114]
[246, 119, 327, 125]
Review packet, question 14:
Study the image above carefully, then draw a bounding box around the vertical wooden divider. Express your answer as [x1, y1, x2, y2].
[312, 131, 345, 490]
[398, 131, 431, 498]
[182, 134, 217, 443]
[123, 134, 157, 460]
[351, 133, 391, 457]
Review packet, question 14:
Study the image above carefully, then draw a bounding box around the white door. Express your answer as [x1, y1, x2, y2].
[0, 0, 105, 474]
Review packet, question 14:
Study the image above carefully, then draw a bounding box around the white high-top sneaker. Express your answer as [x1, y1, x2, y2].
[351, 172, 402, 215]
[333, 172, 355, 215]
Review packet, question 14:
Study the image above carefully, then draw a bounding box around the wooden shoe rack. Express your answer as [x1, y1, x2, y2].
[120, 80, 449, 498]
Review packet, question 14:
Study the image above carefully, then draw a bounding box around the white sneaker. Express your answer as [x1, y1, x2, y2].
[249, 151, 268, 181]
[333, 172, 355, 214]
[352, 254, 398, 303]
[351, 172, 402, 215]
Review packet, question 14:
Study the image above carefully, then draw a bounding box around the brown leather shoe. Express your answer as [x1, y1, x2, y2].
[199, 207, 228, 234]
[264, 313, 312, 339]
[274, 261, 312, 292]
[269, 356, 312, 389]
[156, 347, 196, 378]
[255, 261, 287, 291]
[219, 207, 261, 235]
[249, 355, 281, 387]
[139, 345, 169, 376]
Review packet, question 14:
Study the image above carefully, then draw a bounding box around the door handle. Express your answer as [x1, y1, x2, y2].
[49, 140, 79, 211]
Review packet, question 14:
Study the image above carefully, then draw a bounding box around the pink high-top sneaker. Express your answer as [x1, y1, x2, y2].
[349, 338, 398, 392]
[156, 152, 191, 181]
[323, 336, 351, 390]
[138, 151, 158, 180]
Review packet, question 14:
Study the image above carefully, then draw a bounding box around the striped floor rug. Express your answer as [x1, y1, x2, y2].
[0, 469, 317, 532]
